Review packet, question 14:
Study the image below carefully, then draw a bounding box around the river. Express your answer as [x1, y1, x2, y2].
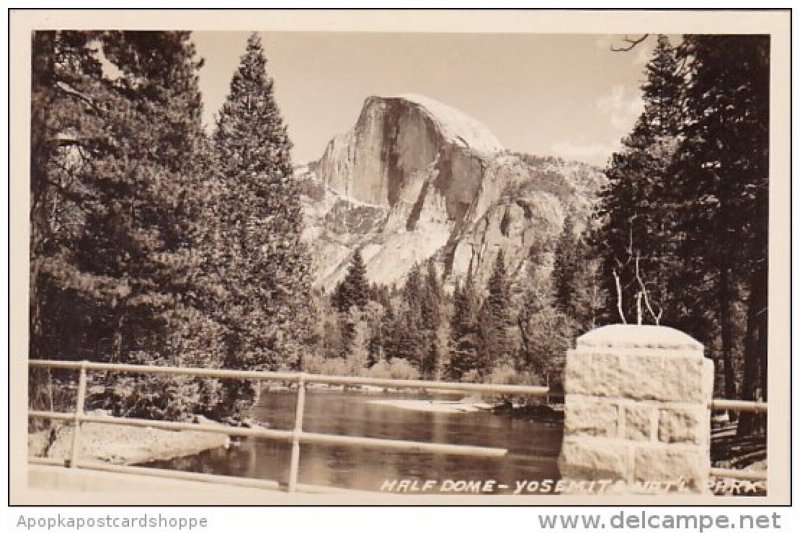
[147, 388, 563, 494]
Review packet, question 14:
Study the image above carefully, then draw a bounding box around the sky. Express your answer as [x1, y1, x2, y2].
[192, 32, 656, 167]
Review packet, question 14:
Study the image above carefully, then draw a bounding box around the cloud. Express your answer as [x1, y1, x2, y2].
[632, 42, 652, 66]
[596, 84, 644, 133]
[550, 140, 621, 167]
[594, 35, 618, 50]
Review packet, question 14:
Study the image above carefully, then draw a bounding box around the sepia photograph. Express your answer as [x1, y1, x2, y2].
[8, 8, 791, 507]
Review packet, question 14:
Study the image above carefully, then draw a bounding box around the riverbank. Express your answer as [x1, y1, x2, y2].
[492, 402, 565, 424]
[266, 382, 465, 395]
[365, 396, 567, 419]
[28, 411, 230, 465]
[367, 398, 494, 413]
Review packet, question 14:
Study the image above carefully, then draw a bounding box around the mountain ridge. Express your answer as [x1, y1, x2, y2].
[298, 94, 605, 291]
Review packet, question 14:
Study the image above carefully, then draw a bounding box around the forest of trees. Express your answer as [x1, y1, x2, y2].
[30, 31, 310, 421]
[595, 35, 769, 436]
[309, 228, 600, 395]
[29, 31, 769, 436]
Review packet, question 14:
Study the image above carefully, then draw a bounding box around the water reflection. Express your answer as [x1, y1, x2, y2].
[147, 389, 562, 494]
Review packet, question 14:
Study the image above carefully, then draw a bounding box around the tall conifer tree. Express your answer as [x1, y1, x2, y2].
[478, 251, 513, 373]
[332, 249, 370, 314]
[447, 273, 481, 380]
[596, 35, 683, 325]
[30, 31, 226, 420]
[212, 33, 313, 387]
[671, 35, 769, 418]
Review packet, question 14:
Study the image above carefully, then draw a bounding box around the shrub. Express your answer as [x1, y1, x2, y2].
[88, 351, 223, 422]
[483, 364, 544, 406]
[385, 358, 420, 380]
[460, 369, 482, 384]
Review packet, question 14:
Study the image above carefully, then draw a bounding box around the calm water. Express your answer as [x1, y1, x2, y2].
[147, 389, 563, 494]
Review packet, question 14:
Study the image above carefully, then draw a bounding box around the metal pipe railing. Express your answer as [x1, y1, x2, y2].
[27, 409, 507, 460]
[708, 399, 767, 482]
[287, 374, 306, 492]
[68, 363, 87, 468]
[28, 359, 550, 396]
[28, 359, 769, 490]
[709, 398, 768, 413]
[709, 467, 767, 482]
[29, 410, 297, 441]
[28, 359, 547, 493]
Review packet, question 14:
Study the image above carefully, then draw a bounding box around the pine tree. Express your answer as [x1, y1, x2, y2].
[312, 293, 346, 360]
[596, 35, 769, 434]
[94, 31, 217, 359]
[332, 249, 370, 313]
[30, 31, 227, 420]
[478, 251, 513, 374]
[554, 218, 606, 333]
[29, 31, 106, 419]
[30, 31, 105, 367]
[374, 298, 394, 359]
[212, 33, 313, 387]
[553, 218, 580, 314]
[671, 35, 769, 427]
[596, 35, 683, 325]
[516, 283, 572, 390]
[330, 249, 371, 354]
[420, 259, 445, 378]
[447, 273, 481, 380]
[391, 264, 427, 371]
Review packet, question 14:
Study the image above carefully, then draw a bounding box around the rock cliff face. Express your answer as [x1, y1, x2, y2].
[298, 94, 604, 291]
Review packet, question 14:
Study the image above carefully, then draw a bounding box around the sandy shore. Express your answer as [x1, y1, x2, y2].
[28, 412, 230, 465]
[367, 398, 494, 413]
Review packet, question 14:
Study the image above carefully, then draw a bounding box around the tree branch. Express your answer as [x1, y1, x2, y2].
[612, 268, 627, 324]
[635, 291, 643, 325]
[634, 252, 662, 325]
[54, 80, 102, 112]
[611, 34, 650, 52]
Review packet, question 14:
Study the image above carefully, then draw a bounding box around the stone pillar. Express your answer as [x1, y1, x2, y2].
[557, 324, 714, 493]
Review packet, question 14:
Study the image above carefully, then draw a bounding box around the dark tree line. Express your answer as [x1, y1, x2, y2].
[316, 231, 600, 393]
[30, 31, 311, 421]
[595, 35, 769, 435]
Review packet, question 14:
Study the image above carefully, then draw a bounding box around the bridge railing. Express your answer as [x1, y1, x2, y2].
[27, 359, 768, 491]
[27, 359, 550, 493]
[707, 399, 768, 482]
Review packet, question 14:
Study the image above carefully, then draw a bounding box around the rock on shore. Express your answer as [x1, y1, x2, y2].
[28, 413, 229, 465]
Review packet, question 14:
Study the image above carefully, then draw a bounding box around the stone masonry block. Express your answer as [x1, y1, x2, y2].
[634, 445, 709, 492]
[624, 404, 655, 441]
[558, 438, 629, 482]
[563, 350, 593, 395]
[620, 352, 709, 402]
[619, 353, 665, 401]
[564, 396, 618, 438]
[658, 406, 710, 446]
[563, 350, 620, 397]
[662, 355, 712, 403]
[576, 325, 704, 351]
[702, 358, 715, 401]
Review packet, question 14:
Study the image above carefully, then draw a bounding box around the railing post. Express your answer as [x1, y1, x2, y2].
[287, 373, 306, 492]
[69, 361, 88, 468]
